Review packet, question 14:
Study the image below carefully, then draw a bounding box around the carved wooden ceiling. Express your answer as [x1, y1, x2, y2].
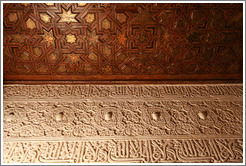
[3, 3, 243, 81]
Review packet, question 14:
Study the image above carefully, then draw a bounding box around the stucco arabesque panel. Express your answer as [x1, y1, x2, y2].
[3, 84, 243, 163]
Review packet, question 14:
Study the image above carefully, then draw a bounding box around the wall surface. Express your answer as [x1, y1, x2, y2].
[3, 84, 243, 163]
[3, 2, 243, 164]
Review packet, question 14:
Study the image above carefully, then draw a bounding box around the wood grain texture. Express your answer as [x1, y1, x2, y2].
[3, 3, 243, 81]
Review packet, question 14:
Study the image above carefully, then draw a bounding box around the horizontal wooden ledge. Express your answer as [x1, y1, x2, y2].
[3, 80, 244, 85]
[3, 73, 243, 81]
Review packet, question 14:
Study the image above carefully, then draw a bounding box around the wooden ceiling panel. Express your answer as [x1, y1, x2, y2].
[3, 3, 243, 81]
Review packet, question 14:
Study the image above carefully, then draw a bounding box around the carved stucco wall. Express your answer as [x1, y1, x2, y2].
[3, 84, 243, 163]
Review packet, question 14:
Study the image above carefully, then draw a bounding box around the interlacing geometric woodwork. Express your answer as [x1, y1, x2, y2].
[3, 3, 243, 81]
[3, 84, 243, 163]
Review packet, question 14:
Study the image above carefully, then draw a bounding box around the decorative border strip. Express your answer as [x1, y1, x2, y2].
[3, 138, 243, 163]
[3, 100, 243, 137]
[3, 84, 243, 99]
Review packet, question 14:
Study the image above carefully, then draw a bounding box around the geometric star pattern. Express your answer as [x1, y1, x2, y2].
[3, 3, 243, 81]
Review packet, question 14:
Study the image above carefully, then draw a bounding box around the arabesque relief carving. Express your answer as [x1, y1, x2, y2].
[3, 100, 243, 138]
[3, 138, 243, 163]
[3, 84, 243, 163]
[3, 84, 243, 99]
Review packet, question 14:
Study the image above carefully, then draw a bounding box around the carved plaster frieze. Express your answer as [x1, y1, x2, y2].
[3, 100, 243, 138]
[3, 138, 243, 163]
[3, 84, 243, 100]
[3, 84, 243, 163]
